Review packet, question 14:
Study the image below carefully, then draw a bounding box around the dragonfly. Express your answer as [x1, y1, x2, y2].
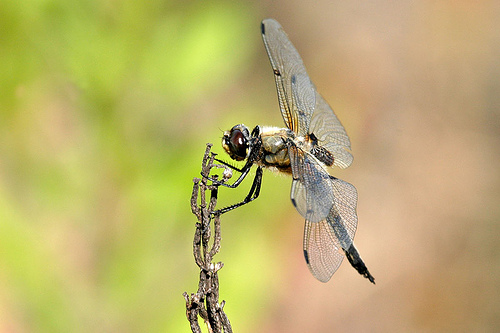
[205, 18, 374, 284]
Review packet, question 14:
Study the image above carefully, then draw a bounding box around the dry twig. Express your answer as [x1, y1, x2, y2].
[183, 144, 233, 333]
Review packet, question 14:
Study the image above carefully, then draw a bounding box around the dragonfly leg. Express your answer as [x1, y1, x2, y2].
[213, 158, 245, 173]
[211, 166, 263, 217]
[201, 160, 252, 188]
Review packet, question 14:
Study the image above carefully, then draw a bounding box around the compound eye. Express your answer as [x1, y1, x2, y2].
[229, 129, 248, 159]
[230, 129, 244, 147]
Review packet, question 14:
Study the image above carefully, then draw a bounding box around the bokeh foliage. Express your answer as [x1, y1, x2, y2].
[0, 1, 283, 331]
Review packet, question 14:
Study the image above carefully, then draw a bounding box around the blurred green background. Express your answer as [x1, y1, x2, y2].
[1, 0, 499, 332]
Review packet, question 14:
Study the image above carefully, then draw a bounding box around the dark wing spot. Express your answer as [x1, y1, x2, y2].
[311, 145, 335, 166]
[291, 74, 296, 84]
[274, 69, 281, 76]
[261, 22, 265, 34]
[309, 133, 318, 143]
[303, 249, 310, 264]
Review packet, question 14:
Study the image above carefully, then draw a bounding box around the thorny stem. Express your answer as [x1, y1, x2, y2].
[184, 144, 233, 333]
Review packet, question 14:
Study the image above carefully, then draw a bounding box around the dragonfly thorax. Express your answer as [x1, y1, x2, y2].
[258, 126, 295, 172]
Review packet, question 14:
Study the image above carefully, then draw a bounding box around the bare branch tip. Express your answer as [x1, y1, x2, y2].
[186, 144, 232, 332]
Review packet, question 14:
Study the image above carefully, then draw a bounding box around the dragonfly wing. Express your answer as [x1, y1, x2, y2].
[289, 145, 334, 223]
[302, 176, 361, 282]
[328, 177, 375, 283]
[261, 18, 315, 136]
[303, 219, 344, 283]
[309, 91, 353, 169]
[262, 19, 354, 169]
[328, 176, 358, 246]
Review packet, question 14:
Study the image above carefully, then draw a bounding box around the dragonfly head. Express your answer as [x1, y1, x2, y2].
[222, 124, 251, 161]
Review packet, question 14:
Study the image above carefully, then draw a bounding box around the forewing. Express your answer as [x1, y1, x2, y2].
[289, 145, 334, 223]
[303, 219, 344, 283]
[309, 91, 353, 168]
[262, 19, 354, 169]
[261, 18, 315, 136]
[302, 177, 359, 282]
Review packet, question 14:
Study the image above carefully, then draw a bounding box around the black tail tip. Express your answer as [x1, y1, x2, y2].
[365, 271, 376, 284]
[344, 244, 375, 285]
